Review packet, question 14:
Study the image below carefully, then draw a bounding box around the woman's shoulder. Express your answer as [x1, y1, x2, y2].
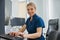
[34, 14, 43, 21]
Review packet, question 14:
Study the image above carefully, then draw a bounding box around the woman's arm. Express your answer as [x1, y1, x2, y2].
[19, 24, 26, 33]
[23, 27, 42, 39]
[9, 24, 26, 36]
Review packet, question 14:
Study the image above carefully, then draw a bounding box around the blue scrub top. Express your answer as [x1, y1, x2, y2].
[26, 14, 45, 40]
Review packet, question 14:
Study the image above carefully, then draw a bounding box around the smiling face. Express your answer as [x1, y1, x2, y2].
[27, 5, 36, 17]
[27, 2, 36, 17]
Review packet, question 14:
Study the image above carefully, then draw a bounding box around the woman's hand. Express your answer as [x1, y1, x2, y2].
[23, 34, 28, 38]
[9, 32, 23, 37]
[19, 33, 27, 38]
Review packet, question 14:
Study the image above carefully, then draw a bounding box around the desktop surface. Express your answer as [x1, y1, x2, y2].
[0, 34, 23, 40]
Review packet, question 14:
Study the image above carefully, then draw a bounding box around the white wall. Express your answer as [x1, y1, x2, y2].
[5, 0, 12, 22]
[43, 0, 49, 34]
[49, 0, 60, 19]
[11, 0, 27, 19]
[49, 0, 60, 31]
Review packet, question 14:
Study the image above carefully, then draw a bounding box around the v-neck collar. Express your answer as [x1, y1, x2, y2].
[29, 14, 36, 22]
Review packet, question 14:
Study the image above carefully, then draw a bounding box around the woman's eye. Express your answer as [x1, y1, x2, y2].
[27, 8, 33, 11]
[27, 9, 29, 11]
[31, 8, 33, 10]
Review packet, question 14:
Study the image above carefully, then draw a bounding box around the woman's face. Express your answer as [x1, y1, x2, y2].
[27, 5, 36, 17]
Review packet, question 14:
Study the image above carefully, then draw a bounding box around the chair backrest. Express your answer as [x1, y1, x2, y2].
[10, 17, 25, 26]
[47, 19, 59, 36]
[49, 19, 59, 30]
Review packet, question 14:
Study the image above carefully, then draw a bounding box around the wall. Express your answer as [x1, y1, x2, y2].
[5, 0, 12, 25]
[17, 2, 27, 18]
[11, 0, 27, 19]
[49, 0, 60, 31]
[49, 0, 60, 19]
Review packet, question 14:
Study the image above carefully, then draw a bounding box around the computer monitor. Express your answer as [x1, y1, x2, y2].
[10, 17, 25, 26]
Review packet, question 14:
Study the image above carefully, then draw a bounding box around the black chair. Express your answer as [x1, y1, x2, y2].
[56, 32, 60, 40]
[46, 19, 59, 40]
[47, 31, 57, 40]
[10, 17, 25, 26]
[47, 31, 60, 40]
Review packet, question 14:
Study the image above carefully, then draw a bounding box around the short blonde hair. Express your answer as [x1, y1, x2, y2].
[27, 2, 36, 9]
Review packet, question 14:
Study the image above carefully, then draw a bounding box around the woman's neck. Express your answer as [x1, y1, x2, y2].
[30, 14, 35, 21]
[30, 17, 33, 21]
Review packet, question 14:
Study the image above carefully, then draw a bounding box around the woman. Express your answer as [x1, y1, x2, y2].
[9, 2, 45, 40]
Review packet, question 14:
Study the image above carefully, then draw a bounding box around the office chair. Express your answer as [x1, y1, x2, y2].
[47, 31, 60, 40]
[46, 19, 59, 40]
[56, 32, 60, 40]
[47, 31, 57, 40]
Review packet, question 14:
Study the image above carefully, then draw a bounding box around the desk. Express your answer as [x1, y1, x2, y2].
[0, 34, 23, 40]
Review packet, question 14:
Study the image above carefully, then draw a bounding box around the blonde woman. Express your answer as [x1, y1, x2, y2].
[9, 2, 45, 40]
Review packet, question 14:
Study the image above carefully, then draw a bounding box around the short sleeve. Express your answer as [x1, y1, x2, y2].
[35, 18, 45, 28]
